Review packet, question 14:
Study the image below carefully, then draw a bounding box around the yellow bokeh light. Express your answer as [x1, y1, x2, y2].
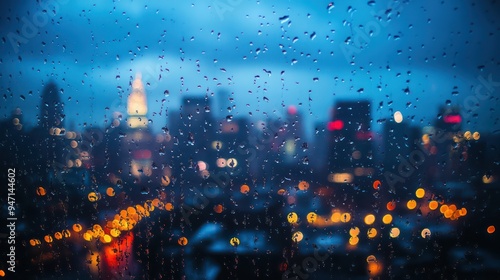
[165, 203, 174, 211]
[152, 198, 162, 208]
[349, 227, 360, 236]
[421, 228, 431, 239]
[459, 208, 467, 216]
[72, 223, 82, 232]
[54, 232, 63, 240]
[227, 158, 238, 168]
[292, 231, 303, 242]
[444, 209, 453, 218]
[349, 236, 359, 246]
[329, 173, 354, 183]
[331, 211, 341, 223]
[106, 187, 115, 197]
[390, 227, 400, 238]
[298, 181, 310, 191]
[240, 184, 250, 194]
[415, 188, 425, 199]
[144, 201, 155, 212]
[100, 234, 112, 243]
[127, 206, 137, 215]
[211, 141, 223, 150]
[483, 175, 494, 184]
[429, 201, 439, 210]
[216, 158, 227, 168]
[307, 212, 318, 223]
[367, 228, 378, 239]
[88, 192, 100, 202]
[83, 231, 93, 241]
[287, 212, 298, 224]
[464, 131, 471, 140]
[407, 200, 417, 210]
[394, 111, 403, 123]
[422, 134, 430, 145]
[161, 175, 171, 186]
[382, 214, 393, 225]
[178, 237, 189, 246]
[110, 228, 121, 238]
[364, 214, 375, 225]
[367, 262, 382, 277]
[44, 235, 53, 243]
[341, 213, 351, 223]
[473, 131, 480, 140]
[230, 237, 240, 246]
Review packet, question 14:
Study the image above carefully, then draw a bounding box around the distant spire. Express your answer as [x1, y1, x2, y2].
[127, 73, 148, 128]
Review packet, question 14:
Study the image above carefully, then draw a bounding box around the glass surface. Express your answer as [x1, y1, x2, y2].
[0, 0, 499, 279]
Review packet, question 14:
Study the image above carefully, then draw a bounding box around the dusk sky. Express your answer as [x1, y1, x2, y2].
[1, 0, 499, 137]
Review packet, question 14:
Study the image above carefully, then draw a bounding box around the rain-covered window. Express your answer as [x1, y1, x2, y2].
[1, 0, 499, 279]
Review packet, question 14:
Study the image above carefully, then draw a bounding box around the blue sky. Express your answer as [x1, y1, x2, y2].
[1, 0, 499, 137]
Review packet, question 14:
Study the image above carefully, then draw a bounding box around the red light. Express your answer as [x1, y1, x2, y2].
[328, 120, 344, 131]
[103, 233, 134, 271]
[444, 115, 461, 124]
[287, 105, 297, 115]
[356, 131, 372, 140]
[133, 149, 152, 159]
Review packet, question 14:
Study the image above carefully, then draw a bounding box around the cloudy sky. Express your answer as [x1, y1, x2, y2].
[1, 0, 499, 137]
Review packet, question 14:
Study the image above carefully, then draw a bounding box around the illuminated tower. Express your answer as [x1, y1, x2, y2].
[123, 73, 154, 185]
[127, 73, 148, 128]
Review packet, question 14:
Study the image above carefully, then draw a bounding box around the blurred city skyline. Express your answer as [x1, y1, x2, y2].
[1, 0, 500, 136]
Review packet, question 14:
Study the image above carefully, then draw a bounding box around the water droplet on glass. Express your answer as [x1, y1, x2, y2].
[327, 2, 334, 12]
[279, 15, 290, 24]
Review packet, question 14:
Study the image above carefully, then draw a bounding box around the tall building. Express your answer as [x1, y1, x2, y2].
[169, 95, 216, 181]
[327, 100, 374, 183]
[264, 105, 308, 181]
[433, 105, 464, 182]
[40, 81, 64, 131]
[382, 118, 420, 172]
[127, 73, 148, 129]
[34, 82, 66, 174]
[122, 74, 154, 185]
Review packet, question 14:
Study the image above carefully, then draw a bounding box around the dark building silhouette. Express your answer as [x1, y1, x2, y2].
[433, 105, 464, 182]
[327, 100, 374, 183]
[311, 120, 329, 176]
[28, 81, 66, 183]
[169, 95, 216, 177]
[40, 81, 65, 131]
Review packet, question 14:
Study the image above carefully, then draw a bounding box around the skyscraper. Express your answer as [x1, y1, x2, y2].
[40, 81, 64, 131]
[327, 100, 374, 183]
[127, 73, 148, 129]
[122, 74, 154, 185]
